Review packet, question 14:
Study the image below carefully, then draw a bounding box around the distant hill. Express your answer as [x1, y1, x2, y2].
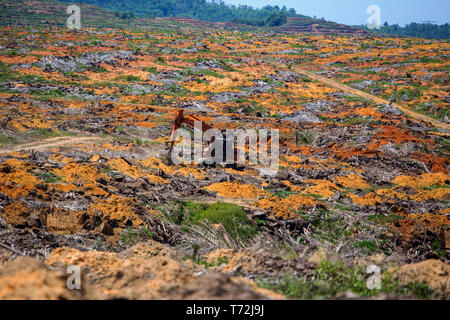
[0, 0, 364, 36]
[0, 0, 210, 29]
[60, 0, 307, 25]
[0, 0, 131, 27]
[275, 17, 366, 36]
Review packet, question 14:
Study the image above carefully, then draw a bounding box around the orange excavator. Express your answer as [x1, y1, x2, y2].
[166, 109, 236, 165]
[166, 109, 272, 166]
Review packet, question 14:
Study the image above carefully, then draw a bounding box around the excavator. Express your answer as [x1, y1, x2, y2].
[165, 109, 272, 167]
[165, 109, 236, 166]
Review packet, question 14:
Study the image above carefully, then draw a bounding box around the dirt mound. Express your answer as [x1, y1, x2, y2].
[107, 157, 168, 184]
[388, 260, 450, 295]
[392, 173, 449, 188]
[43, 240, 281, 300]
[0, 256, 100, 300]
[205, 182, 268, 199]
[334, 174, 370, 189]
[54, 163, 108, 185]
[205, 248, 316, 277]
[257, 194, 317, 219]
[0, 159, 40, 198]
[392, 215, 449, 259]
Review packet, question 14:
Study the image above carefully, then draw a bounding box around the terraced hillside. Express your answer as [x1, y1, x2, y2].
[0, 24, 449, 300]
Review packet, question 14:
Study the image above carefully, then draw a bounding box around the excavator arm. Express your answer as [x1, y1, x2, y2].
[167, 110, 214, 149]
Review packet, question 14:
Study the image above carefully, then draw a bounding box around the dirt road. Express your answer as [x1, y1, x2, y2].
[0, 136, 109, 154]
[230, 45, 450, 130]
[290, 67, 450, 130]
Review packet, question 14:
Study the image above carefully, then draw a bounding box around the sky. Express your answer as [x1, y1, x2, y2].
[224, 0, 450, 26]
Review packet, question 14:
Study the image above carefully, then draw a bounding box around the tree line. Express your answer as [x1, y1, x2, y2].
[362, 22, 450, 40]
[61, 0, 304, 26]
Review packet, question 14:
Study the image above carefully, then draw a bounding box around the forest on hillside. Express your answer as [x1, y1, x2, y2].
[61, 0, 304, 26]
[362, 22, 450, 40]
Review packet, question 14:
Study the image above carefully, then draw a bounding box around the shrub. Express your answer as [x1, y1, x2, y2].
[187, 202, 258, 241]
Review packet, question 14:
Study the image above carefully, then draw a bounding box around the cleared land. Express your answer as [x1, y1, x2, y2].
[0, 23, 448, 300]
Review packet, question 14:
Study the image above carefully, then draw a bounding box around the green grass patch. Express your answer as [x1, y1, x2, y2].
[142, 66, 158, 74]
[115, 75, 141, 82]
[187, 202, 258, 242]
[264, 188, 296, 199]
[180, 68, 224, 79]
[154, 56, 167, 65]
[257, 260, 437, 299]
[30, 128, 72, 139]
[368, 214, 403, 225]
[121, 226, 153, 248]
[354, 240, 377, 254]
[295, 130, 317, 145]
[33, 171, 62, 183]
[185, 255, 229, 268]
[342, 117, 373, 125]
[0, 134, 18, 146]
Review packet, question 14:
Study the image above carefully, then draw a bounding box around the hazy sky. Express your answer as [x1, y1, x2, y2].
[225, 0, 450, 26]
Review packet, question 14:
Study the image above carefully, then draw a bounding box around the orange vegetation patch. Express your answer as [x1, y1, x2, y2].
[82, 182, 111, 197]
[7, 120, 27, 132]
[348, 192, 383, 206]
[375, 127, 424, 144]
[355, 107, 378, 117]
[19, 118, 53, 130]
[332, 144, 379, 160]
[303, 179, 341, 198]
[334, 174, 370, 189]
[3, 152, 30, 159]
[0, 55, 38, 64]
[41, 241, 281, 299]
[391, 173, 449, 188]
[106, 157, 168, 184]
[44, 207, 85, 234]
[225, 167, 260, 178]
[402, 213, 450, 229]
[48, 183, 76, 193]
[414, 153, 449, 174]
[134, 121, 160, 129]
[204, 182, 268, 199]
[141, 157, 204, 180]
[256, 194, 317, 219]
[374, 188, 408, 200]
[283, 155, 304, 163]
[2, 202, 35, 227]
[411, 188, 450, 202]
[282, 142, 314, 155]
[100, 143, 132, 152]
[48, 153, 75, 165]
[0, 159, 40, 198]
[88, 197, 144, 229]
[53, 163, 108, 185]
[393, 214, 449, 251]
[281, 180, 303, 193]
